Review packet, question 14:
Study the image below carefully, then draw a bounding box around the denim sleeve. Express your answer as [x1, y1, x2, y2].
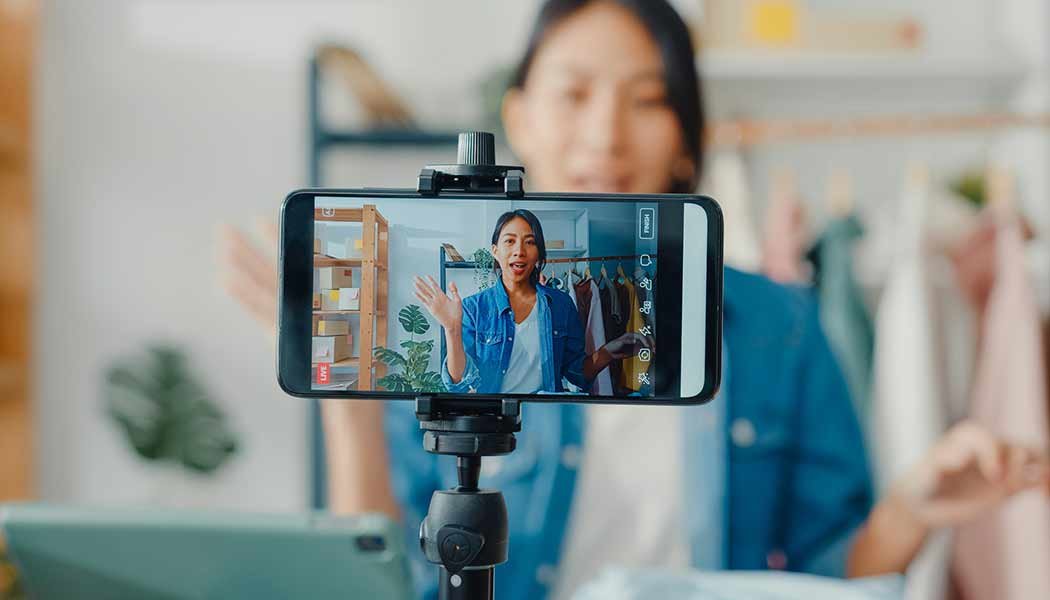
[561, 303, 590, 390]
[441, 299, 481, 393]
[785, 302, 874, 577]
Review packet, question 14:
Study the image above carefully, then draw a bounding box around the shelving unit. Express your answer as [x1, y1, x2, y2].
[313, 204, 389, 391]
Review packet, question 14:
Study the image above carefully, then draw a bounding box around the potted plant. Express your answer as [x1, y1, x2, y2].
[373, 305, 446, 393]
[103, 345, 238, 498]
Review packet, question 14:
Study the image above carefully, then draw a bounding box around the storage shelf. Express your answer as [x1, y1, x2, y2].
[316, 129, 460, 148]
[699, 52, 1029, 86]
[547, 247, 588, 257]
[314, 256, 387, 270]
[313, 310, 386, 316]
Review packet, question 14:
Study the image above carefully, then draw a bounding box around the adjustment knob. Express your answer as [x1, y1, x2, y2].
[457, 132, 496, 166]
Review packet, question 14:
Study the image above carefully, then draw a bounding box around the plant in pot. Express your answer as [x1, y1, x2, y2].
[103, 345, 238, 501]
[373, 305, 446, 393]
[471, 248, 497, 291]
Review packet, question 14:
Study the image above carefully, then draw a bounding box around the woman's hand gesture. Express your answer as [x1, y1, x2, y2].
[603, 332, 653, 360]
[892, 420, 1050, 530]
[414, 276, 463, 332]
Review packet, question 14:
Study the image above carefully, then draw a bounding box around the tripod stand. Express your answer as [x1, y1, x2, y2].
[414, 131, 528, 600]
[416, 397, 520, 600]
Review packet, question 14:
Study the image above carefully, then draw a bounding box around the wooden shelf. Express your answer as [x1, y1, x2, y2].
[313, 310, 386, 316]
[310, 204, 389, 394]
[314, 256, 388, 270]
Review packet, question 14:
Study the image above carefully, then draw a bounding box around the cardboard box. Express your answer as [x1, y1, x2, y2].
[312, 335, 351, 364]
[323, 238, 364, 260]
[316, 319, 350, 336]
[547, 240, 566, 249]
[319, 288, 361, 311]
[314, 238, 322, 254]
[318, 267, 354, 289]
[338, 287, 360, 311]
[347, 238, 363, 258]
[324, 239, 348, 259]
[312, 293, 322, 310]
[320, 289, 340, 311]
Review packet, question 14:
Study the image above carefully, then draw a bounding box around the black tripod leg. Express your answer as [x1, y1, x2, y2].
[438, 566, 494, 600]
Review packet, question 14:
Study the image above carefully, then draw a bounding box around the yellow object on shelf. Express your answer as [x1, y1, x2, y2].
[317, 319, 350, 336]
[750, 0, 799, 46]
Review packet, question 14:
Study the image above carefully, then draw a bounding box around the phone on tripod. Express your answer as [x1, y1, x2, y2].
[277, 189, 723, 404]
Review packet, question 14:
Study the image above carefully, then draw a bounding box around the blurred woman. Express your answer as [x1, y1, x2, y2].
[221, 1, 1049, 599]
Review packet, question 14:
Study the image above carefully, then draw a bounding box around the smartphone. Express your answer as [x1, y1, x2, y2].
[277, 189, 722, 404]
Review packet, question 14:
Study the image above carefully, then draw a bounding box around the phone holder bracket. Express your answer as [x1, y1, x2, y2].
[412, 132, 526, 600]
[417, 132, 524, 198]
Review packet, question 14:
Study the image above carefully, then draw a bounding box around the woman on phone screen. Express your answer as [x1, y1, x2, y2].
[413, 209, 647, 395]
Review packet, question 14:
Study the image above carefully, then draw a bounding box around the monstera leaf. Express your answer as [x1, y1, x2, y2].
[373, 306, 446, 394]
[376, 373, 411, 393]
[398, 305, 430, 336]
[373, 347, 407, 369]
[104, 345, 238, 474]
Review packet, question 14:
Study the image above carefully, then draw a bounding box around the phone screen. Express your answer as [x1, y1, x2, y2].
[279, 191, 721, 402]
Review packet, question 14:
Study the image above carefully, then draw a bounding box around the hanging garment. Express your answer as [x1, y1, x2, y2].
[870, 167, 950, 600]
[762, 169, 810, 284]
[600, 269, 626, 388]
[567, 270, 579, 309]
[618, 279, 647, 393]
[580, 279, 613, 396]
[808, 215, 875, 429]
[951, 190, 1050, 600]
[702, 151, 762, 272]
[575, 278, 594, 327]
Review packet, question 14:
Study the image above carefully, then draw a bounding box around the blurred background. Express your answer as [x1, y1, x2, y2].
[1, 0, 1049, 564]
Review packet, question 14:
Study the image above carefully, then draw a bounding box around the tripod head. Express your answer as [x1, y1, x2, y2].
[414, 133, 526, 599]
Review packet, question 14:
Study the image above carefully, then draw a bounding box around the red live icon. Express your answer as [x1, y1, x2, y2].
[317, 363, 331, 384]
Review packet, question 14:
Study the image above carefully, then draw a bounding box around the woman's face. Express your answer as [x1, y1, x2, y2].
[503, 1, 691, 194]
[493, 216, 540, 286]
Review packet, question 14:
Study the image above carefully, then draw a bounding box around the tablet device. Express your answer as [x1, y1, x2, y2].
[0, 504, 412, 600]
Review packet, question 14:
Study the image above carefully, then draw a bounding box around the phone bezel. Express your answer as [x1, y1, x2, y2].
[277, 189, 722, 405]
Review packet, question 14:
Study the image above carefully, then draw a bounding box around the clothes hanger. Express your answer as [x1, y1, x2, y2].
[616, 261, 628, 284]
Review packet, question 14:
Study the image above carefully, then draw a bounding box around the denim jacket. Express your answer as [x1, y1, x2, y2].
[441, 282, 589, 394]
[384, 268, 873, 600]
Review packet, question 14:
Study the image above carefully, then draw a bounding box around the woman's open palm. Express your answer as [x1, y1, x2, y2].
[894, 421, 1050, 529]
[414, 276, 462, 331]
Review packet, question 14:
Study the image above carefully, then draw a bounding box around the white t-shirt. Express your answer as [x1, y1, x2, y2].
[499, 303, 543, 394]
[551, 404, 689, 599]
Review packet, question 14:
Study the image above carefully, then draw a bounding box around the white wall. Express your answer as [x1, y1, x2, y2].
[35, 0, 541, 510]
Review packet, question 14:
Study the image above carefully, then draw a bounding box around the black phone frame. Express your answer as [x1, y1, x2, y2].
[277, 188, 723, 405]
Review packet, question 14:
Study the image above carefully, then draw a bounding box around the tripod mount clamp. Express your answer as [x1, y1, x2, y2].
[417, 131, 525, 197]
[411, 132, 527, 599]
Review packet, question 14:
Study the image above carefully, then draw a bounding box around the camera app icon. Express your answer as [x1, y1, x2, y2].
[639, 348, 651, 362]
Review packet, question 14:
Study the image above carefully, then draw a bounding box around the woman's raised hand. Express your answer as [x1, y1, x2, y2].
[891, 420, 1050, 530]
[414, 276, 463, 331]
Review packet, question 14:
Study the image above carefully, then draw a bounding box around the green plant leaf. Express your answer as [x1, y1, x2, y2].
[398, 305, 430, 336]
[419, 371, 447, 393]
[376, 373, 411, 392]
[102, 345, 238, 475]
[373, 347, 407, 369]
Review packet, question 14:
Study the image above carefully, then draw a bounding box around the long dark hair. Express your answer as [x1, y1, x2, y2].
[490, 209, 547, 287]
[509, 0, 704, 193]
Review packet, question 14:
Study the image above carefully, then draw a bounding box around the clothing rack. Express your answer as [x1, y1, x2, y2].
[708, 111, 1050, 148]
